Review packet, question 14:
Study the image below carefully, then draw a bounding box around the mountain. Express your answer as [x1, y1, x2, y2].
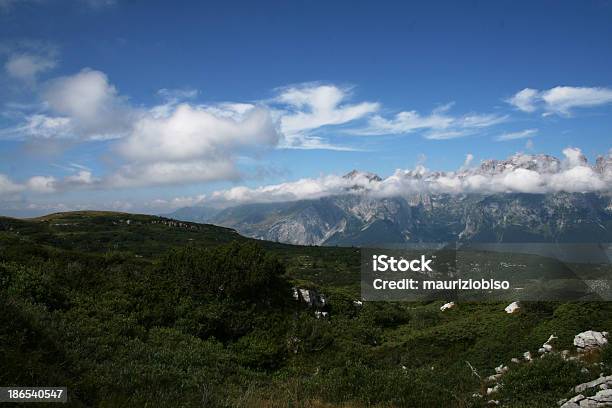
[160, 205, 221, 223]
[208, 192, 612, 245]
[166, 154, 612, 246]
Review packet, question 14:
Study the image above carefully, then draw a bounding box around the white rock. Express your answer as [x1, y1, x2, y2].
[543, 344, 553, 352]
[487, 374, 502, 383]
[511, 358, 520, 364]
[545, 334, 558, 345]
[523, 351, 532, 361]
[574, 330, 608, 351]
[353, 300, 363, 307]
[538, 347, 547, 354]
[560, 394, 584, 408]
[505, 301, 521, 314]
[440, 301, 456, 311]
[575, 376, 612, 393]
[495, 364, 508, 374]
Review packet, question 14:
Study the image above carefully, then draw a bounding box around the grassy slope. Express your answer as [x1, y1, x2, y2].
[1, 211, 611, 407]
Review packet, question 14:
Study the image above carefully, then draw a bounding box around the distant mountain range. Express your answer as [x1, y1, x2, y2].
[164, 153, 612, 246]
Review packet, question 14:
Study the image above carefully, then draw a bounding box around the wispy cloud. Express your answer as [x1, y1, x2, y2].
[349, 103, 508, 139]
[496, 128, 538, 141]
[507, 86, 612, 116]
[274, 83, 380, 149]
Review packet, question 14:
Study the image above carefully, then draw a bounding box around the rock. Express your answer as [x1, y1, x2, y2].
[495, 364, 508, 374]
[577, 389, 612, 407]
[487, 374, 502, 383]
[487, 400, 499, 406]
[560, 394, 585, 408]
[296, 288, 327, 308]
[523, 351, 532, 361]
[505, 301, 521, 314]
[440, 301, 456, 311]
[539, 347, 547, 354]
[353, 300, 363, 307]
[544, 344, 553, 352]
[574, 376, 612, 393]
[545, 334, 558, 344]
[511, 358, 520, 364]
[486, 385, 500, 395]
[574, 330, 608, 351]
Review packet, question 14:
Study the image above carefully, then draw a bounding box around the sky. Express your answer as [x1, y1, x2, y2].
[0, 0, 611, 216]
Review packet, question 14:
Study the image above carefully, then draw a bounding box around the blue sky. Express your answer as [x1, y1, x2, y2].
[0, 0, 611, 215]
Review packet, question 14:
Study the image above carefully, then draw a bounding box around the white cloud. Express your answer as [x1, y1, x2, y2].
[507, 86, 612, 115]
[195, 147, 611, 206]
[562, 146, 588, 168]
[352, 103, 507, 139]
[496, 128, 538, 141]
[276, 84, 379, 148]
[462, 153, 474, 169]
[0, 174, 24, 196]
[5, 53, 56, 84]
[26, 175, 57, 193]
[112, 102, 280, 187]
[41, 68, 134, 140]
[542, 86, 612, 115]
[506, 88, 539, 113]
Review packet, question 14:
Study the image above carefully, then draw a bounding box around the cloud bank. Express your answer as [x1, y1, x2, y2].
[193, 148, 612, 207]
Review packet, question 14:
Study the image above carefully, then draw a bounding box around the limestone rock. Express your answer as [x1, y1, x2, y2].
[574, 330, 608, 351]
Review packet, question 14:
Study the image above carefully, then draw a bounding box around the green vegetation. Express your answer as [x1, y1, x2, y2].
[1, 211, 611, 407]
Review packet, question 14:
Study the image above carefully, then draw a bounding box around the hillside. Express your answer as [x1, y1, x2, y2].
[1, 211, 612, 407]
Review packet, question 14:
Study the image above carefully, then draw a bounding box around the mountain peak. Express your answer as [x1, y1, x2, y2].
[343, 170, 382, 182]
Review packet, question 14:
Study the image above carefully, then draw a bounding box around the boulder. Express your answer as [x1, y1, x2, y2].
[440, 301, 456, 311]
[574, 331, 608, 351]
[505, 301, 521, 314]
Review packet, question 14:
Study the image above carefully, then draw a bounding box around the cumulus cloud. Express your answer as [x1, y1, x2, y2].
[351, 103, 508, 139]
[507, 86, 612, 115]
[111, 102, 280, 187]
[40, 68, 134, 140]
[496, 128, 538, 141]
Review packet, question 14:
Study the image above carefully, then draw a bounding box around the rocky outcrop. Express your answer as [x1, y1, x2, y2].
[575, 331, 609, 352]
[560, 378, 612, 407]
